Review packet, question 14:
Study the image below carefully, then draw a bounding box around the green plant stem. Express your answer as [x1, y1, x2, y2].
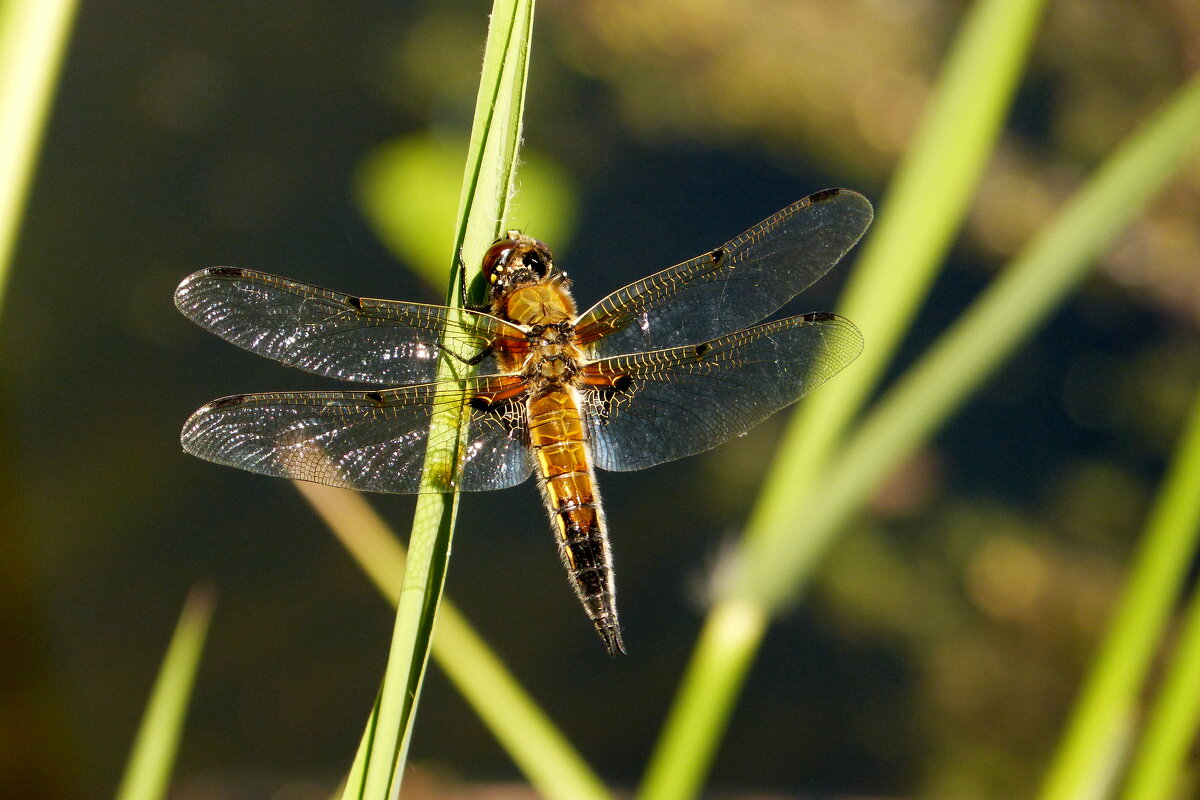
[1120, 555, 1200, 799]
[740, 72, 1200, 611]
[1047, 383, 1200, 800]
[641, 1, 1046, 796]
[745, 0, 1047, 536]
[0, 0, 78, 314]
[642, 70, 1200, 800]
[350, 1, 534, 797]
[638, 602, 766, 800]
[298, 483, 613, 800]
[116, 586, 216, 800]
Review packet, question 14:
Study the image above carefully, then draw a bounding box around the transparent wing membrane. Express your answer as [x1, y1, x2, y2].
[175, 268, 525, 385]
[181, 377, 534, 493]
[574, 189, 872, 359]
[178, 192, 872, 491]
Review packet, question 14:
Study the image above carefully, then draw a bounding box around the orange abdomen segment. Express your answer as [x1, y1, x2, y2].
[527, 389, 624, 655]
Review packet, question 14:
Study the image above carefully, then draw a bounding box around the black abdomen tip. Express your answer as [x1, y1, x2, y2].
[597, 621, 626, 656]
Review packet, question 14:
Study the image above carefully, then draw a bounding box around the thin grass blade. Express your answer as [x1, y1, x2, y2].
[1119, 517, 1200, 799]
[641, 68, 1200, 800]
[297, 483, 613, 800]
[738, 71, 1200, 611]
[743, 0, 1047, 549]
[115, 586, 216, 800]
[1045, 383, 1200, 800]
[348, 1, 535, 797]
[640, 1, 1046, 796]
[0, 0, 78, 314]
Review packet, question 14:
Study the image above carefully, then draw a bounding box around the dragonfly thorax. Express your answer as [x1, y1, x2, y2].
[523, 322, 584, 387]
[498, 281, 577, 328]
[531, 321, 572, 347]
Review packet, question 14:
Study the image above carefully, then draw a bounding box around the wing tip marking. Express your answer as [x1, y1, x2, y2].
[808, 187, 843, 204]
[203, 394, 250, 410]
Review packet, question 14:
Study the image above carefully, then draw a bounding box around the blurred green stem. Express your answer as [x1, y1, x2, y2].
[739, 73, 1200, 611]
[116, 587, 216, 800]
[1120, 561, 1200, 799]
[0, 0, 78, 313]
[298, 483, 613, 800]
[1046, 382, 1200, 800]
[642, 67, 1200, 800]
[744, 0, 1047, 530]
[640, 0, 1046, 796]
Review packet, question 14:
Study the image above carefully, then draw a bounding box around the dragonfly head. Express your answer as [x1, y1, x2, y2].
[481, 232, 557, 298]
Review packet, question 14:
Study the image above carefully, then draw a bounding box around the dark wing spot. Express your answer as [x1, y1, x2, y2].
[469, 395, 495, 411]
[709, 246, 729, 264]
[207, 266, 245, 277]
[804, 311, 837, 322]
[808, 187, 842, 203]
[364, 391, 385, 405]
[694, 343, 712, 357]
[588, 383, 627, 424]
[346, 295, 363, 310]
[206, 395, 249, 409]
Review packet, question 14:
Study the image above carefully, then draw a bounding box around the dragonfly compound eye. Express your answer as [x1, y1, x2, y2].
[482, 240, 517, 284]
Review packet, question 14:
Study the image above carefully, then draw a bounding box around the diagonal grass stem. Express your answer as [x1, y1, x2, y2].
[642, 67, 1200, 800]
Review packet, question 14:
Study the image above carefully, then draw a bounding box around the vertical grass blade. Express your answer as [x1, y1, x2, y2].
[296, 483, 613, 800]
[347, 1, 535, 797]
[0, 0, 78, 312]
[640, 2, 1046, 796]
[1120, 561, 1200, 799]
[115, 586, 216, 800]
[1043, 383, 1200, 800]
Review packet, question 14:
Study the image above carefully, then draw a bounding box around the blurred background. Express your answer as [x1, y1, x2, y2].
[2, 1, 1200, 798]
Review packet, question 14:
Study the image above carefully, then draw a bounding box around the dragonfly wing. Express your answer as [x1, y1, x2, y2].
[175, 268, 526, 385]
[582, 313, 863, 472]
[181, 376, 534, 493]
[574, 189, 872, 359]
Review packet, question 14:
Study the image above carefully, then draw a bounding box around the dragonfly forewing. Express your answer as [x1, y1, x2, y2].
[175, 267, 526, 385]
[574, 188, 872, 359]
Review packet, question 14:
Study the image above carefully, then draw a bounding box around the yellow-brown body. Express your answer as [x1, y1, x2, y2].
[490, 273, 624, 655]
[178, 192, 874, 657]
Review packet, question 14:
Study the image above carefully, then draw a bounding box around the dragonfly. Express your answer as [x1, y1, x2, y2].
[175, 187, 873, 655]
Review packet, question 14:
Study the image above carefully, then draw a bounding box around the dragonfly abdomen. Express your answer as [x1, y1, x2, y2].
[527, 388, 624, 656]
